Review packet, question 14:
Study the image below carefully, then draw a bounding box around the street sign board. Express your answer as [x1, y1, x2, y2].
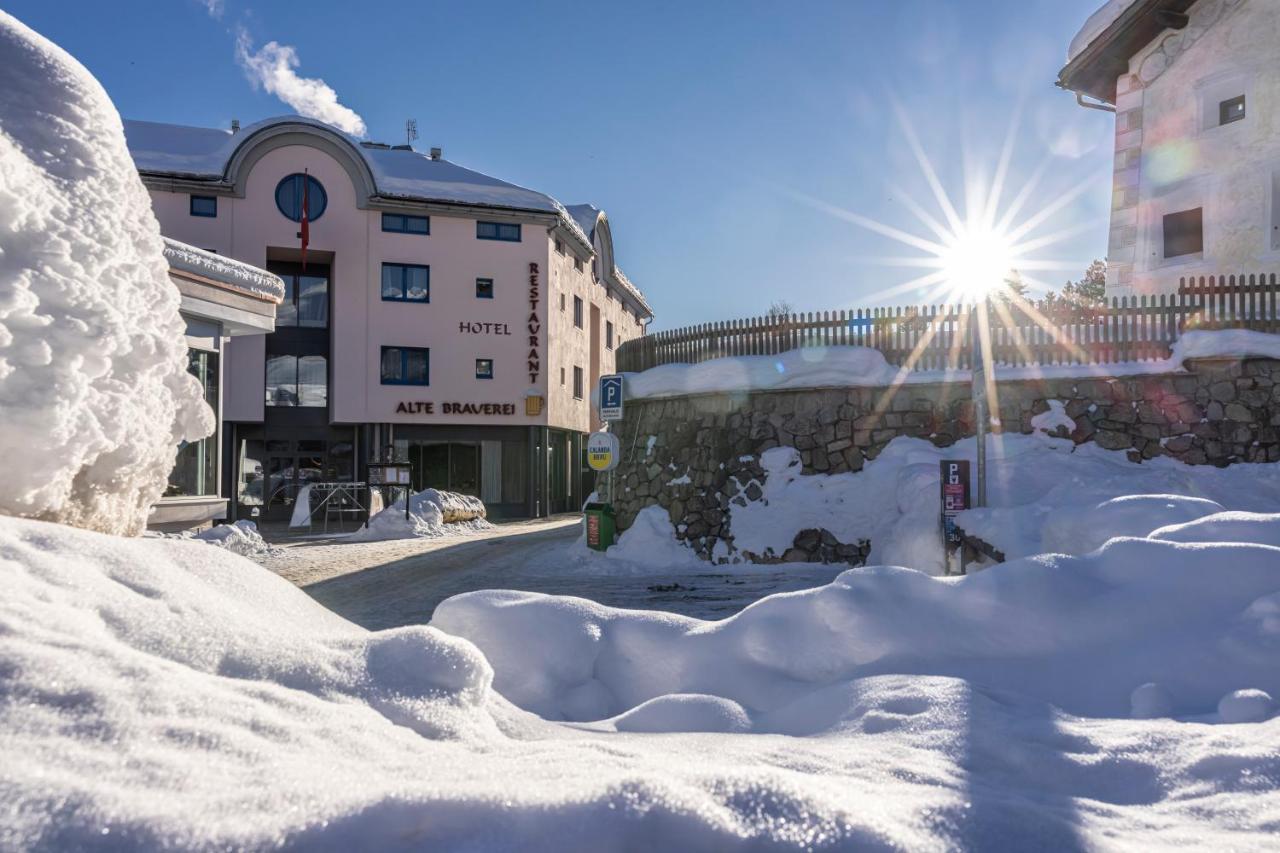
[939, 459, 971, 569]
[586, 431, 621, 471]
[599, 374, 624, 421]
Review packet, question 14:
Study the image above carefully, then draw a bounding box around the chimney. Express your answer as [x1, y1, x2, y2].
[429, 147, 442, 161]
[231, 119, 240, 133]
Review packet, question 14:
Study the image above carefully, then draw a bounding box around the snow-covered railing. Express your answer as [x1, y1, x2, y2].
[617, 273, 1280, 374]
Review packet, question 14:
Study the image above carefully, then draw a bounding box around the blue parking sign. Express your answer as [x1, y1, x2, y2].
[599, 375, 624, 421]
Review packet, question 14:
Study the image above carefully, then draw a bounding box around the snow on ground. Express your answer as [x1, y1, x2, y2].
[5, 513, 1279, 850]
[0, 12, 211, 535]
[348, 488, 491, 542]
[715, 433, 1280, 572]
[191, 520, 282, 558]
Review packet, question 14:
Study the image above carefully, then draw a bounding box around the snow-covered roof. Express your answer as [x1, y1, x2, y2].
[564, 203, 602, 241]
[126, 115, 570, 217]
[162, 237, 285, 304]
[125, 115, 651, 317]
[1067, 0, 1139, 62]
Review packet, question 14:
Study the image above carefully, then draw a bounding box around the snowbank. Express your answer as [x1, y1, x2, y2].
[0, 13, 211, 535]
[350, 488, 490, 542]
[619, 330, 1280, 402]
[719, 433, 1280, 572]
[5, 514, 1280, 849]
[434, 534, 1280, 723]
[602, 505, 705, 569]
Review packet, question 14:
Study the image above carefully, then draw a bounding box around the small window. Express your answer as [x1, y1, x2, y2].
[573, 366, 584, 400]
[475, 358, 494, 379]
[475, 277, 494, 299]
[560, 367, 565, 385]
[381, 346, 430, 385]
[573, 296, 584, 328]
[382, 263, 430, 302]
[1219, 95, 1246, 126]
[560, 292, 566, 312]
[190, 195, 217, 217]
[382, 212, 429, 234]
[555, 239, 565, 255]
[476, 221, 521, 241]
[574, 257, 584, 273]
[1163, 208, 1204, 259]
[606, 320, 614, 350]
[275, 173, 327, 222]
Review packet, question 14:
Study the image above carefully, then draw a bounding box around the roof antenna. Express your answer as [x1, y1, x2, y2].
[231, 118, 240, 133]
[405, 118, 418, 148]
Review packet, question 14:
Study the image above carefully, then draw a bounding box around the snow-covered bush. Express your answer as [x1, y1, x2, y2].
[0, 12, 210, 535]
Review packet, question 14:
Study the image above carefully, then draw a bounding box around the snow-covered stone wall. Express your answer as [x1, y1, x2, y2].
[0, 13, 212, 536]
[609, 357, 1280, 563]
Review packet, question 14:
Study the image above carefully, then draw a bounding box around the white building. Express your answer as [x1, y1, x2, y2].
[1058, 0, 1279, 296]
[151, 238, 283, 531]
[126, 116, 653, 521]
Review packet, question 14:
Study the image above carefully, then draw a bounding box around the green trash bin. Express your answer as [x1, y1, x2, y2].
[583, 502, 616, 551]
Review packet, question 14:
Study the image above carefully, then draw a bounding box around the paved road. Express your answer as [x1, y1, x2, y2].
[259, 516, 845, 630]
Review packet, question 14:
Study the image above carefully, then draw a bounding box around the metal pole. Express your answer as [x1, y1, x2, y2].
[971, 300, 989, 508]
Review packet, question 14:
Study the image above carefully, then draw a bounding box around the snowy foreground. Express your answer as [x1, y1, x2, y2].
[4, 512, 1279, 849]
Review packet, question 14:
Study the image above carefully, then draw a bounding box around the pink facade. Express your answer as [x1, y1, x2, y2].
[128, 116, 652, 519]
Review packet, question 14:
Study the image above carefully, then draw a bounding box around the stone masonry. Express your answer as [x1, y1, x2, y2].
[607, 358, 1280, 565]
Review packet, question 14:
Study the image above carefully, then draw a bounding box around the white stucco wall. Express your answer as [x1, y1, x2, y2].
[1108, 0, 1279, 296]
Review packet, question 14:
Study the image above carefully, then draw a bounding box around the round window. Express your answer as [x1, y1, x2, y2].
[274, 173, 328, 222]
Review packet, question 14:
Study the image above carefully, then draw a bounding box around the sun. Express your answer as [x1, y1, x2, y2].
[938, 225, 1018, 299]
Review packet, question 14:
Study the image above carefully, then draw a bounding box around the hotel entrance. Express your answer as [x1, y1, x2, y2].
[407, 442, 480, 496]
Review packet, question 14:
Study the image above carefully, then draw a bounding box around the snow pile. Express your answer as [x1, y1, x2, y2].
[0, 13, 211, 535]
[603, 505, 704, 569]
[435, 534, 1280, 723]
[5, 515, 1280, 848]
[719, 434, 1280, 571]
[1149, 510, 1280, 548]
[192, 520, 281, 558]
[350, 488, 490, 542]
[1170, 328, 1280, 363]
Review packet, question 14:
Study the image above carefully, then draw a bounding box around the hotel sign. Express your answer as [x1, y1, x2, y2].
[395, 401, 518, 416]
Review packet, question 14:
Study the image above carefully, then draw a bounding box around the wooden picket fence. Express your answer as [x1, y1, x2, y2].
[616, 273, 1280, 374]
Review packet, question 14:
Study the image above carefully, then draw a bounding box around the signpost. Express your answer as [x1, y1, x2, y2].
[586, 431, 620, 473]
[599, 374, 624, 422]
[939, 459, 971, 575]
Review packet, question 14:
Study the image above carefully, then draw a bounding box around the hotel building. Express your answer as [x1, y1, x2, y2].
[127, 116, 653, 522]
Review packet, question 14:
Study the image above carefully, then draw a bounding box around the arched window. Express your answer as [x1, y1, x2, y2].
[275, 173, 328, 222]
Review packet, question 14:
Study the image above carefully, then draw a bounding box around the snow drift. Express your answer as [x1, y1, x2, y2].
[0, 12, 210, 535]
[5, 513, 1280, 850]
[433, 535, 1280, 723]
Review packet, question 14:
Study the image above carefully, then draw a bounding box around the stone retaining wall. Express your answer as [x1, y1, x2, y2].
[607, 357, 1280, 564]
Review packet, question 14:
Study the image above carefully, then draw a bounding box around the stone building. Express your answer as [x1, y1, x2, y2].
[1058, 0, 1280, 296]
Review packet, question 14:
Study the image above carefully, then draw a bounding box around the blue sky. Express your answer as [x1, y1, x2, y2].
[10, 0, 1114, 329]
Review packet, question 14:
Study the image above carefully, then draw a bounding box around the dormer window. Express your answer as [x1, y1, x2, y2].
[1219, 95, 1245, 125]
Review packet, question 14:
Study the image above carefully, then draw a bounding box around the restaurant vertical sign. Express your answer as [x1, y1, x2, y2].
[527, 262, 541, 384]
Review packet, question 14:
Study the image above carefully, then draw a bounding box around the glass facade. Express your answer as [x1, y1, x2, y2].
[166, 349, 219, 497]
[266, 354, 328, 407]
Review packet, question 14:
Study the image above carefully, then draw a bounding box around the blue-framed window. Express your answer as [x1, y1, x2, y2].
[476, 221, 521, 242]
[381, 346, 429, 385]
[475, 358, 494, 379]
[275, 173, 327, 222]
[382, 212, 429, 234]
[475, 277, 494, 299]
[190, 195, 217, 217]
[381, 263, 430, 302]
